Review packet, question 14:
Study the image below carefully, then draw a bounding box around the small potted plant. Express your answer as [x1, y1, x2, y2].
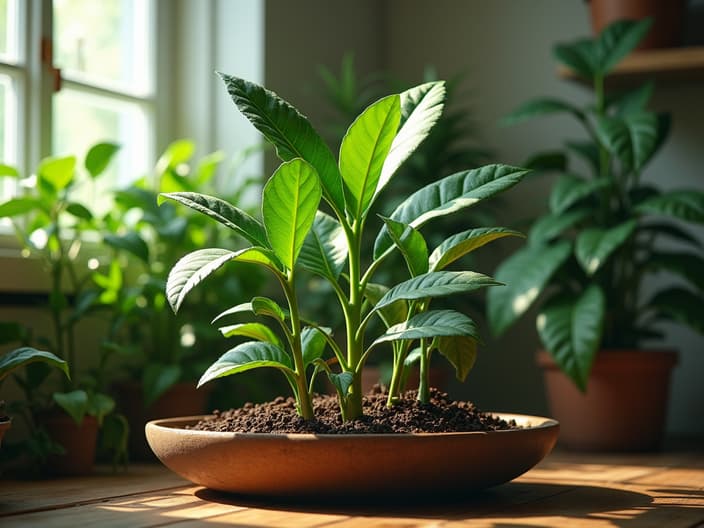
[487, 19, 704, 451]
[145, 74, 559, 497]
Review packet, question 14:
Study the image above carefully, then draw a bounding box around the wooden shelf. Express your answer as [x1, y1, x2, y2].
[559, 46, 704, 87]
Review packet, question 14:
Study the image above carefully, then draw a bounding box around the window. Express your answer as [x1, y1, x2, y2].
[0, 0, 156, 212]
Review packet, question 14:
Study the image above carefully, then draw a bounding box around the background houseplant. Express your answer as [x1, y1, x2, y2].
[487, 19, 704, 450]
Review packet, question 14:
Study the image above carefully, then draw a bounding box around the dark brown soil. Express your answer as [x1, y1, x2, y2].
[190, 386, 519, 434]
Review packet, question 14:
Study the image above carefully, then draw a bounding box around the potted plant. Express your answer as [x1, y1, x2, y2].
[0, 144, 129, 472]
[145, 74, 559, 497]
[487, 19, 704, 451]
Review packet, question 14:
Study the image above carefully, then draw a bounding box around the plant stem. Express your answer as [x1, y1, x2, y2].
[343, 222, 364, 419]
[417, 339, 430, 403]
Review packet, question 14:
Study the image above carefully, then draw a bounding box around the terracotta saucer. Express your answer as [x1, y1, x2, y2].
[147, 413, 558, 498]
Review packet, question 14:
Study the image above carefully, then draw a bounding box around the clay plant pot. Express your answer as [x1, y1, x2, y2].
[0, 418, 11, 447]
[588, 0, 687, 49]
[43, 413, 99, 475]
[537, 349, 677, 451]
[146, 413, 559, 498]
[116, 381, 212, 460]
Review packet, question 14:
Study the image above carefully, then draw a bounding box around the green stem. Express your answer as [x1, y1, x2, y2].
[342, 221, 364, 420]
[417, 339, 430, 403]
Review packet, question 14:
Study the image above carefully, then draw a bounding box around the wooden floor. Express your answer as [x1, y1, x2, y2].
[1, 449, 703, 527]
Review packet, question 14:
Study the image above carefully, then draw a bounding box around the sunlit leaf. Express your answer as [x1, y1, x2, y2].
[430, 227, 524, 271]
[299, 212, 348, 280]
[373, 310, 478, 345]
[85, 142, 120, 179]
[219, 322, 282, 348]
[575, 220, 637, 275]
[198, 341, 293, 387]
[436, 335, 478, 382]
[380, 216, 428, 277]
[0, 347, 69, 382]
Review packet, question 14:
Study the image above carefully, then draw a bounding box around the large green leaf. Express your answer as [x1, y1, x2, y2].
[649, 287, 704, 335]
[429, 227, 524, 272]
[609, 82, 654, 116]
[219, 322, 282, 347]
[646, 251, 704, 291]
[639, 222, 701, 248]
[364, 282, 408, 328]
[436, 335, 478, 382]
[488, 241, 572, 336]
[595, 112, 659, 171]
[502, 98, 584, 126]
[159, 192, 268, 247]
[549, 175, 611, 214]
[597, 19, 652, 74]
[53, 389, 89, 425]
[374, 165, 529, 257]
[0, 198, 43, 218]
[298, 211, 348, 280]
[85, 142, 120, 179]
[251, 296, 289, 323]
[636, 191, 704, 224]
[301, 326, 329, 366]
[339, 94, 400, 218]
[262, 159, 322, 270]
[575, 220, 637, 275]
[0, 347, 69, 382]
[38, 156, 76, 191]
[211, 302, 254, 324]
[232, 247, 284, 274]
[380, 217, 428, 277]
[218, 73, 345, 214]
[373, 271, 501, 312]
[143, 364, 181, 406]
[373, 310, 478, 345]
[86, 393, 116, 425]
[375, 81, 446, 199]
[65, 202, 93, 221]
[104, 232, 150, 263]
[537, 285, 605, 392]
[166, 248, 243, 313]
[553, 38, 599, 80]
[529, 208, 591, 246]
[198, 341, 293, 388]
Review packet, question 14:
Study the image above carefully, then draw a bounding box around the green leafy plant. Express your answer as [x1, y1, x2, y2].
[0, 145, 128, 462]
[487, 19, 704, 391]
[161, 75, 527, 421]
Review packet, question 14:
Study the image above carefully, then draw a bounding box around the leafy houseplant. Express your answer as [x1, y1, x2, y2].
[161, 74, 528, 422]
[486, 20, 704, 449]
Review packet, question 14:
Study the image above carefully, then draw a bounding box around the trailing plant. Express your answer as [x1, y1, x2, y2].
[487, 19, 704, 391]
[162, 74, 528, 421]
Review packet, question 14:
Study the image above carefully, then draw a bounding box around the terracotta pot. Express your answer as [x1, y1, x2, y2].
[43, 414, 99, 475]
[588, 0, 687, 49]
[537, 349, 677, 451]
[0, 418, 11, 447]
[116, 381, 212, 460]
[146, 413, 559, 497]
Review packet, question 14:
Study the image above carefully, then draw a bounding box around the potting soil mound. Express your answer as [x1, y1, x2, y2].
[189, 386, 519, 434]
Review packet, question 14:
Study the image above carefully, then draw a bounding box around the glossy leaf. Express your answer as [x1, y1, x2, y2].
[636, 191, 704, 224]
[53, 390, 89, 425]
[529, 209, 591, 246]
[649, 287, 704, 334]
[537, 285, 605, 392]
[436, 335, 478, 382]
[373, 271, 501, 312]
[430, 227, 524, 271]
[232, 247, 284, 274]
[0, 347, 69, 381]
[262, 159, 322, 270]
[488, 241, 572, 336]
[302, 326, 329, 366]
[211, 302, 254, 324]
[339, 94, 400, 217]
[549, 175, 611, 214]
[327, 371, 354, 397]
[218, 73, 345, 214]
[364, 282, 408, 328]
[219, 322, 282, 348]
[198, 341, 293, 388]
[553, 38, 598, 80]
[502, 97, 584, 126]
[575, 220, 637, 275]
[298, 211, 348, 280]
[373, 310, 478, 345]
[104, 232, 150, 263]
[85, 142, 120, 179]
[380, 216, 428, 277]
[251, 296, 289, 323]
[597, 19, 652, 74]
[376, 81, 446, 199]
[595, 112, 658, 171]
[143, 364, 181, 406]
[160, 191, 268, 247]
[38, 156, 76, 191]
[374, 165, 529, 257]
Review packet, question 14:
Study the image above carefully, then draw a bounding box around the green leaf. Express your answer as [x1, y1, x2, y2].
[646, 251, 704, 291]
[0, 347, 69, 382]
[639, 222, 701, 247]
[502, 98, 584, 126]
[575, 220, 638, 275]
[219, 322, 282, 348]
[232, 247, 284, 274]
[380, 216, 428, 277]
[302, 326, 329, 366]
[566, 141, 600, 176]
[53, 390, 89, 425]
[218, 73, 345, 214]
[0, 164, 19, 178]
[327, 371, 354, 398]
[375, 81, 446, 200]
[85, 142, 120, 179]
[65, 202, 93, 221]
[155, 139, 195, 175]
[429, 227, 524, 272]
[166, 248, 242, 313]
[636, 191, 704, 224]
[211, 302, 254, 324]
[373, 310, 478, 345]
[553, 38, 599, 80]
[597, 19, 652, 74]
[143, 364, 182, 406]
[198, 341, 293, 388]
[364, 282, 408, 328]
[649, 287, 704, 335]
[595, 112, 658, 171]
[549, 175, 611, 214]
[160, 192, 268, 247]
[374, 165, 529, 257]
[436, 335, 478, 382]
[262, 159, 322, 270]
[537, 285, 605, 392]
[340, 94, 400, 218]
[0, 198, 42, 218]
[529, 208, 591, 245]
[373, 271, 501, 312]
[251, 296, 289, 323]
[488, 241, 572, 336]
[38, 156, 76, 191]
[86, 393, 115, 425]
[104, 232, 150, 263]
[298, 211, 348, 281]
[609, 82, 654, 116]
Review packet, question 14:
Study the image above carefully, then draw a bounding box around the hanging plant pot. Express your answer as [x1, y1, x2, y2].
[537, 349, 677, 451]
[146, 413, 558, 497]
[43, 413, 99, 475]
